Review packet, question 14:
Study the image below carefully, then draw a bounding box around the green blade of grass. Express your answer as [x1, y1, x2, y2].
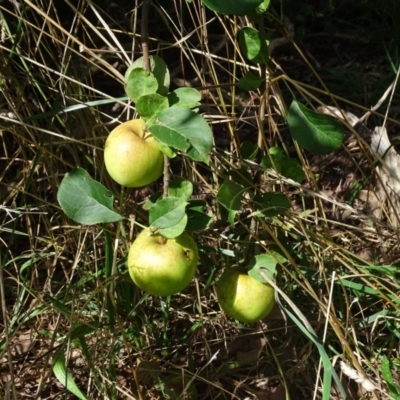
[53, 350, 89, 400]
[260, 271, 347, 400]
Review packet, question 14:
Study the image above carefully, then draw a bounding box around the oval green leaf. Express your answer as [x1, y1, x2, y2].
[217, 179, 245, 212]
[287, 100, 344, 155]
[253, 193, 291, 217]
[202, 0, 263, 15]
[168, 178, 193, 201]
[126, 55, 170, 96]
[125, 68, 158, 103]
[238, 27, 269, 64]
[136, 93, 169, 125]
[149, 108, 213, 163]
[149, 196, 187, 229]
[238, 71, 264, 91]
[168, 87, 201, 109]
[186, 200, 212, 232]
[261, 147, 305, 183]
[158, 214, 188, 239]
[57, 168, 123, 225]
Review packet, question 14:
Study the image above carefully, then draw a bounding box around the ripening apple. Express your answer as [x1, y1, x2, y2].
[104, 119, 163, 187]
[128, 229, 198, 296]
[216, 267, 275, 323]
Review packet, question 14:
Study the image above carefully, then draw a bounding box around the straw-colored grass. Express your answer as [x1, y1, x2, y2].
[1, 1, 400, 399]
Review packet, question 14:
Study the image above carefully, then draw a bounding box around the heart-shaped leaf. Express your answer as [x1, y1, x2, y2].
[57, 168, 123, 225]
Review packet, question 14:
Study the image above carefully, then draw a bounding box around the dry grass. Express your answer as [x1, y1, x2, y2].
[1, 1, 400, 399]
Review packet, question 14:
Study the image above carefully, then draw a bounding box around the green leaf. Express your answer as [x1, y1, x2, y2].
[158, 214, 188, 238]
[149, 108, 213, 163]
[287, 100, 344, 155]
[274, 292, 347, 400]
[256, 0, 270, 13]
[261, 147, 305, 182]
[238, 71, 264, 91]
[53, 351, 89, 400]
[57, 168, 123, 225]
[217, 179, 245, 211]
[149, 125, 190, 151]
[240, 141, 259, 160]
[126, 55, 170, 96]
[125, 68, 158, 103]
[168, 88, 201, 109]
[201, 0, 263, 15]
[168, 178, 193, 201]
[136, 93, 169, 125]
[186, 200, 212, 232]
[238, 27, 269, 64]
[150, 197, 187, 229]
[253, 193, 291, 217]
[158, 143, 177, 158]
[247, 254, 277, 282]
[69, 322, 100, 340]
[381, 356, 400, 400]
[228, 167, 254, 188]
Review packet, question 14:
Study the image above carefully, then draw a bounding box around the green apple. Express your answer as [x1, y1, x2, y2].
[104, 119, 163, 187]
[128, 229, 198, 296]
[216, 267, 275, 323]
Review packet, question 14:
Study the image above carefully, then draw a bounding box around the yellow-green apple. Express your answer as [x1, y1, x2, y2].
[128, 229, 198, 296]
[216, 267, 275, 323]
[104, 119, 163, 187]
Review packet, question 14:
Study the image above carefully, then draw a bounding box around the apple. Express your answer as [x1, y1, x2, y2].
[104, 119, 163, 187]
[216, 267, 275, 323]
[128, 229, 198, 296]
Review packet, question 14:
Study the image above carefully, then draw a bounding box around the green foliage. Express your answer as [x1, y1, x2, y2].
[126, 55, 170, 96]
[246, 254, 279, 282]
[238, 71, 264, 91]
[287, 100, 344, 154]
[238, 27, 269, 64]
[201, 0, 264, 15]
[57, 168, 123, 225]
[149, 108, 213, 163]
[261, 147, 305, 182]
[125, 68, 158, 103]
